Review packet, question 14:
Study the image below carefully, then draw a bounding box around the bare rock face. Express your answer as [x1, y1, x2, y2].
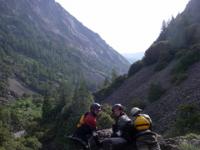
[159, 137, 180, 150]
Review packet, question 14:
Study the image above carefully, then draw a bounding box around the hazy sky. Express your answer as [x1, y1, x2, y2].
[55, 0, 190, 54]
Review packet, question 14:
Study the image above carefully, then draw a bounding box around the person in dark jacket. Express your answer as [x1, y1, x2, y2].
[130, 107, 161, 150]
[72, 103, 101, 147]
[102, 104, 132, 150]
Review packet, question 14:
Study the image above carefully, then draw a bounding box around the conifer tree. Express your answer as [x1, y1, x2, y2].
[103, 77, 110, 88]
[42, 95, 54, 122]
[111, 68, 118, 82]
[64, 82, 93, 134]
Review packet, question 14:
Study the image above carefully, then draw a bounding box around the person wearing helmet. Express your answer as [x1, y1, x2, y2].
[130, 107, 161, 150]
[72, 103, 101, 147]
[102, 104, 133, 150]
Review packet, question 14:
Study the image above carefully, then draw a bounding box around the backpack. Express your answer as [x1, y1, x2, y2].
[133, 114, 151, 131]
[77, 112, 90, 128]
[77, 115, 85, 128]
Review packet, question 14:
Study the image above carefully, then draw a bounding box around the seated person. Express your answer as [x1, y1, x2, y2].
[130, 107, 161, 150]
[102, 104, 133, 150]
[73, 103, 101, 146]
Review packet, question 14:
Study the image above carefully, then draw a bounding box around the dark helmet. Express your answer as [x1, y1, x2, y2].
[112, 103, 124, 112]
[90, 103, 101, 112]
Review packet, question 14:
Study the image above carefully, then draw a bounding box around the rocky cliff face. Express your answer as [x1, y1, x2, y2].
[103, 61, 200, 133]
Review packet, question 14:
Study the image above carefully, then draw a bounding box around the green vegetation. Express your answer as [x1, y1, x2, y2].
[128, 60, 143, 77]
[148, 83, 166, 102]
[171, 45, 200, 84]
[94, 75, 127, 102]
[0, 4, 120, 95]
[143, 41, 174, 66]
[171, 73, 188, 85]
[0, 81, 108, 150]
[178, 134, 200, 150]
[0, 96, 43, 150]
[97, 104, 114, 129]
[126, 10, 200, 76]
[174, 104, 200, 135]
[39, 83, 116, 150]
[179, 143, 200, 150]
[0, 19, 80, 93]
[2, 0, 200, 149]
[183, 133, 200, 141]
[127, 98, 147, 111]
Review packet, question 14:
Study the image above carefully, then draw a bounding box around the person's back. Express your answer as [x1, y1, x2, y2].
[130, 107, 161, 150]
[73, 103, 101, 146]
[74, 111, 97, 143]
[112, 112, 132, 141]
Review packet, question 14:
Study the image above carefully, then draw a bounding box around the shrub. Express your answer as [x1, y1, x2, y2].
[94, 75, 127, 101]
[174, 49, 188, 59]
[128, 60, 143, 77]
[97, 104, 114, 129]
[175, 104, 200, 135]
[184, 133, 200, 140]
[154, 50, 174, 71]
[144, 41, 173, 65]
[22, 136, 42, 150]
[174, 50, 200, 73]
[97, 111, 114, 129]
[185, 24, 200, 46]
[148, 83, 166, 102]
[171, 73, 188, 85]
[171, 46, 200, 84]
[154, 61, 168, 71]
[179, 143, 199, 150]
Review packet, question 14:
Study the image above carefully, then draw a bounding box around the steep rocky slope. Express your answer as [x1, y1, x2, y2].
[100, 0, 200, 134]
[104, 61, 200, 133]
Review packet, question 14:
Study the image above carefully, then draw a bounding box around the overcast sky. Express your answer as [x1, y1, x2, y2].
[55, 0, 190, 54]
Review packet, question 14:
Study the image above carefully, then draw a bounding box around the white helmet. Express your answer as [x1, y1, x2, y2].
[130, 107, 142, 116]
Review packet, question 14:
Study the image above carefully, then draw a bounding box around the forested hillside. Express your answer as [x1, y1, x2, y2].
[0, 0, 129, 101]
[0, 0, 128, 149]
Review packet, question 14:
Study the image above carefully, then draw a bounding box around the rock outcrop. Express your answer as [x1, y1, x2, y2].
[95, 130, 200, 150]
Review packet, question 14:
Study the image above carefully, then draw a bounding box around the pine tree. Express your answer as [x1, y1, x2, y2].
[42, 95, 54, 122]
[111, 68, 118, 82]
[103, 77, 110, 88]
[64, 82, 93, 134]
[161, 20, 167, 32]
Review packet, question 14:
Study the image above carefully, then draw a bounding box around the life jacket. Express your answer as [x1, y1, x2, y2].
[77, 114, 86, 128]
[133, 114, 151, 131]
[76, 112, 97, 129]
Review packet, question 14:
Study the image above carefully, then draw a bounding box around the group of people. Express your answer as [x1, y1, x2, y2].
[71, 103, 161, 150]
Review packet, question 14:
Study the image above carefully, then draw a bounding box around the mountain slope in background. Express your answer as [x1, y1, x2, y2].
[0, 0, 129, 99]
[99, 0, 200, 135]
[122, 52, 144, 63]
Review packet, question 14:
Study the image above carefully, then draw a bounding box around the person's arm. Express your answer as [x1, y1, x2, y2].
[122, 121, 134, 142]
[111, 123, 118, 137]
[143, 114, 152, 130]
